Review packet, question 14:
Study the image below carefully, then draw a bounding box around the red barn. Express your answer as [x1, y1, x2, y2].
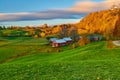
[52, 39, 66, 47]
[63, 37, 72, 44]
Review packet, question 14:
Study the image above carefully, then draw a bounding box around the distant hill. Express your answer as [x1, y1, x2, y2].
[76, 8, 120, 37]
[1, 8, 120, 38]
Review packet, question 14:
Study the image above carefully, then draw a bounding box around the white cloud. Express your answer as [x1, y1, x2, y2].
[0, 0, 120, 22]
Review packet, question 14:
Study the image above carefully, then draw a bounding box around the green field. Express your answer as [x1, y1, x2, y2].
[0, 37, 120, 80]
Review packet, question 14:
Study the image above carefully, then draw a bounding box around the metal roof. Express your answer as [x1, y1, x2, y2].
[63, 37, 72, 41]
[50, 38, 57, 42]
[54, 39, 66, 43]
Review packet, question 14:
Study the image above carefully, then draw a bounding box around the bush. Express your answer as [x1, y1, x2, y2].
[85, 38, 90, 44]
[78, 38, 85, 46]
[78, 35, 90, 46]
[0, 31, 3, 37]
[52, 47, 63, 52]
[70, 43, 78, 49]
[107, 40, 115, 49]
[33, 35, 39, 39]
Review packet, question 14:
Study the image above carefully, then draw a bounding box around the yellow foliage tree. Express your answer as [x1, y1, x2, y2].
[40, 32, 45, 38]
[78, 35, 90, 46]
[52, 26, 61, 34]
[107, 40, 115, 49]
[78, 38, 85, 46]
[76, 8, 120, 36]
[34, 35, 38, 39]
[24, 33, 29, 36]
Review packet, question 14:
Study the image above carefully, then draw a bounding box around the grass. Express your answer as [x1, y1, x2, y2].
[0, 37, 120, 80]
[0, 37, 68, 62]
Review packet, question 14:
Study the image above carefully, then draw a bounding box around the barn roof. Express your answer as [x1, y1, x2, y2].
[49, 38, 57, 42]
[63, 37, 72, 41]
[54, 39, 66, 43]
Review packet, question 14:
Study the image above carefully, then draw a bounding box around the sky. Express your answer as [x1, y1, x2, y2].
[0, 0, 120, 26]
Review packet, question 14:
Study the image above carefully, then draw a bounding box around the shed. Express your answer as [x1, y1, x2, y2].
[93, 36, 99, 41]
[88, 35, 99, 41]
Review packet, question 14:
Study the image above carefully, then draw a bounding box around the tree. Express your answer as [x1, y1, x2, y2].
[113, 17, 120, 39]
[34, 35, 39, 39]
[57, 25, 69, 38]
[107, 40, 115, 49]
[0, 26, 3, 30]
[2, 26, 6, 30]
[69, 27, 79, 42]
[78, 34, 90, 46]
[43, 24, 48, 28]
[52, 26, 61, 34]
[35, 29, 41, 36]
[0, 31, 3, 36]
[40, 32, 45, 38]
[104, 27, 113, 40]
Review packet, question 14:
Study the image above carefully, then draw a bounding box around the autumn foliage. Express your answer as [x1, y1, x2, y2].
[107, 40, 115, 49]
[40, 32, 45, 38]
[76, 8, 120, 38]
[78, 35, 90, 46]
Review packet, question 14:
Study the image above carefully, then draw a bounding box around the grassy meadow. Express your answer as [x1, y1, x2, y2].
[0, 37, 120, 80]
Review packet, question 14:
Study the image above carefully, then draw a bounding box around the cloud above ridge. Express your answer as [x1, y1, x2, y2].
[0, 0, 120, 22]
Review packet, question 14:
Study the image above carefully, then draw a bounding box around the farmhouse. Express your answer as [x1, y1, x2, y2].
[49, 38, 57, 42]
[52, 39, 66, 47]
[51, 37, 72, 47]
[63, 37, 72, 44]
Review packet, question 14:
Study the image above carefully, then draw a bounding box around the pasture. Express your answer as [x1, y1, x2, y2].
[0, 37, 120, 80]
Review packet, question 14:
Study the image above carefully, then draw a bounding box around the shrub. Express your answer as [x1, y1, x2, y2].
[85, 37, 90, 44]
[78, 38, 85, 46]
[70, 43, 78, 49]
[52, 47, 63, 52]
[107, 40, 115, 49]
[40, 32, 45, 38]
[33, 35, 39, 39]
[78, 35, 90, 46]
[0, 31, 3, 36]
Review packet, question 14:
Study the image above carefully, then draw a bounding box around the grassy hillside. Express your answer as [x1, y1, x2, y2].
[0, 37, 47, 62]
[0, 38, 120, 80]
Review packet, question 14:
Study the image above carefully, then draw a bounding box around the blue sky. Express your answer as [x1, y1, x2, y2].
[0, 0, 76, 13]
[0, 0, 119, 26]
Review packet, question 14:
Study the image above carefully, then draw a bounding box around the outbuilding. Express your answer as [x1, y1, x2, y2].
[49, 38, 57, 42]
[63, 37, 72, 44]
[52, 39, 66, 47]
